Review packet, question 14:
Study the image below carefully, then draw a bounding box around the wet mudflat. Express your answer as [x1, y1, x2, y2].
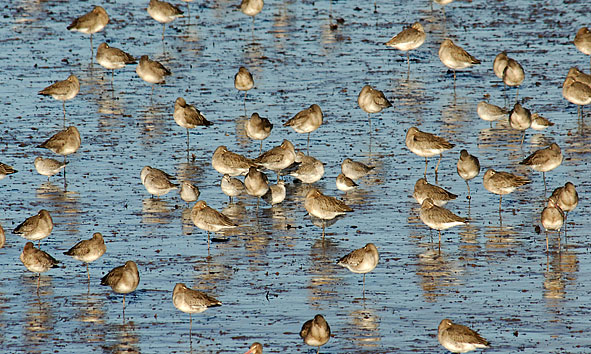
[1, 0, 591, 353]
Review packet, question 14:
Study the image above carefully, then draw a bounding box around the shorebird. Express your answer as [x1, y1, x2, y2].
[136, 55, 171, 97]
[67, 6, 109, 58]
[191, 200, 237, 249]
[174, 97, 212, 152]
[172, 283, 221, 344]
[288, 151, 324, 184]
[304, 188, 353, 239]
[530, 113, 554, 131]
[283, 104, 323, 153]
[244, 166, 270, 202]
[337, 243, 379, 296]
[508, 102, 532, 146]
[212, 145, 257, 176]
[574, 27, 591, 70]
[433, 0, 454, 15]
[341, 158, 373, 180]
[456, 150, 480, 200]
[0, 162, 17, 180]
[438, 39, 480, 90]
[567, 66, 591, 86]
[221, 174, 245, 203]
[96, 43, 136, 84]
[483, 169, 530, 212]
[413, 178, 457, 206]
[493, 51, 508, 80]
[541, 196, 564, 252]
[244, 342, 263, 354]
[235, 67, 254, 110]
[550, 182, 578, 229]
[336, 173, 357, 192]
[520, 143, 563, 192]
[180, 181, 200, 204]
[100, 260, 140, 313]
[246, 113, 273, 153]
[262, 180, 286, 205]
[254, 139, 296, 181]
[358, 85, 392, 131]
[38, 75, 80, 124]
[240, 0, 264, 27]
[300, 314, 331, 354]
[562, 76, 591, 118]
[419, 198, 466, 253]
[20, 242, 60, 293]
[385, 22, 426, 75]
[13, 209, 53, 247]
[437, 318, 490, 353]
[141, 166, 178, 198]
[38, 126, 81, 160]
[147, 0, 183, 41]
[405, 126, 454, 180]
[63, 232, 106, 281]
[503, 58, 525, 100]
[477, 101, 508, 128]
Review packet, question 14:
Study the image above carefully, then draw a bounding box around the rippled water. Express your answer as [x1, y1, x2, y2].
[1, 0, 591, 353]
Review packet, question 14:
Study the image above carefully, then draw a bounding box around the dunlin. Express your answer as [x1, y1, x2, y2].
[172, 283, 221, 343]
[483, 169, 530, 211]
[100, 260, 140, 312]
[180, 181, 200, 204]
[493, 51, 508, 80]
[0, 162, 17, 180]
[33, 157, 66, 181]
[358, 85, 392, 130]
[477, 101, 508, 128]
[530, 113, 554, 131]
[221, 174, 245, 203]
[283, 104, 323, 153]
[191, 200, 237, 248]
[244, 342, 263, 354]
[254, 139, 296, 181]
[503, 58, 525, 100]
[300, 314, 331, 354]
[20, 242, 60, 292]
[419, 198, 466, 252]
[64, 232, 106, 280]
[437, 318, 490, 353]
[304, 188, 353, 239]
[550, 182, 578, 230]
[413, 178, 457, 206]
[174, 97, 212, 151]
[235, 67, 254, 109]
[96, 43, 136, 82]
[288, 152, 324, 184]
[541, 196, 564, 252]
[520, 143, 562, 191]
[341, 158, 373, 180]
[38, 75, 80, 123]
[147, 0, 183, 40]
[574, 27, 591, 69]
[508, 102, 531, 146]
[240, 0, 264, 24]
[336, 173, 358, 192]
[262, 180, 286, 205]
[456, 150, 480, 199]
[136, 55, 171, 96]
[67, 6, 109, 57]
[13, 209, 53, 247]
[385, 22, 426, 74]
[562, 76, 591, 117]
[141, 166, 179, 197]
[246, 113, 273, 152]
[38, 126, 81, 159]
[212, 145, 257, 176]
[405, 126, 454, 180]
[337, 243, 379, 296]
[438, 39, 480, 89]
[245, 166, 270, 203]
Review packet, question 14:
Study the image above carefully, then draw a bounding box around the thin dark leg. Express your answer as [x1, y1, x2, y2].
[434, 153, 442, 182]
[438, 230, 442, 254]
[162, 24, 166, 41]
[465, 180, 471, 200]
[424, 157, 428, 179]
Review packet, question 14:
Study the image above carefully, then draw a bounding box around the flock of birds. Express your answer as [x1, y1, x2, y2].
[1, 0, 591, 353]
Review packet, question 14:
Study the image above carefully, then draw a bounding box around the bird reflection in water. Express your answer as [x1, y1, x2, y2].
[346, 308, 381, 349]
[23, 284, 54, 353]
[544, 248, 579, 309]
[142, 198, 174, 224]
[71, 293, 106, 344]
[36, 182, 81, 233]
[458, 222, 481, 254]
[139, 104, 168, 148]
[104, 321, 140, 354]
[306, 238, 340, 305]
[416, 248, 460, 302]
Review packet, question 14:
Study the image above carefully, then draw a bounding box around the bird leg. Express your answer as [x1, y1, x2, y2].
[434, 154, 442, 182]
[90, 34, 94, 61]
[424, 157, 428, 179]
[543, 172, 547, 196]
[162, 24, 166, 41]
[545, 231, 549, 253]
[190, 314, 193, 344]
[307, 132, 311, 155]
[499, 195, 503, 212]
[520, 131, 526, 147]
[62, 101, 66, 127]
[362, 273, 366, 299]
[367, 112, 371, 131]
[406, 52, 410, 79]
[465, 180, 471, 200]
[86, 263, 90, 281]
[438, 230, 442, 255]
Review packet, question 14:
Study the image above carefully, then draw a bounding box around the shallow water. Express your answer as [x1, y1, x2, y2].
[1, 0, 591, 353]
